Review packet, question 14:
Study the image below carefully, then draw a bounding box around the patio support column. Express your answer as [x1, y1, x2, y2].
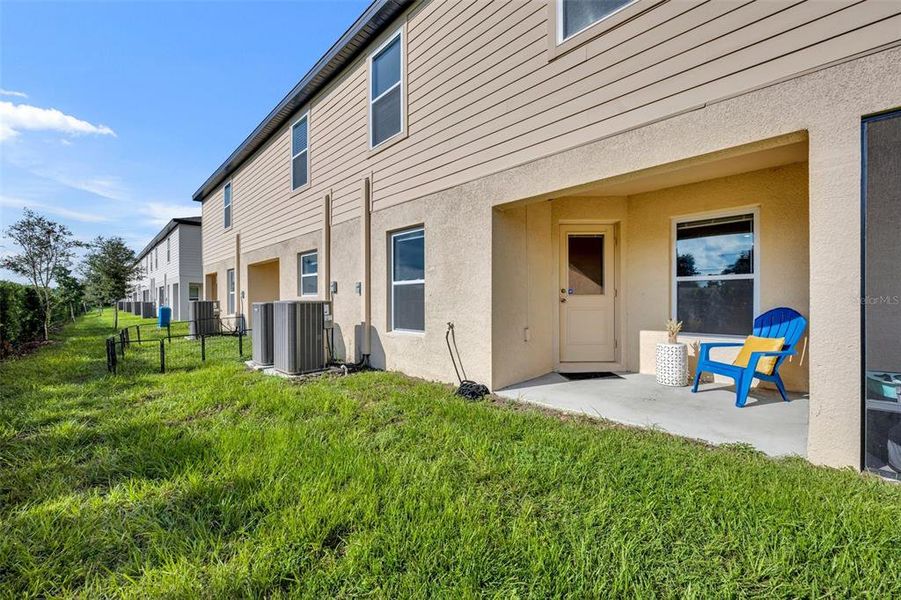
[806, 121, 862, 469]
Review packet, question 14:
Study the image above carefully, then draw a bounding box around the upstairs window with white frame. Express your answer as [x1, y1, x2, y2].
[390, 227, 424, 332]
[558, 0, 636, 43]
[674, 211, 757, 336]
[223, 182, 232, 229]
[369, 29, 403, 148]
[291, 114, 309, 190]
[166, 237, 171, 263]
[226, 268, 236, 314]
[298, 251, 318, 297]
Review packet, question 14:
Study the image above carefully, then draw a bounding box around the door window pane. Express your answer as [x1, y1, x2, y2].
[863, 112, 901, 480]
[561, 0, 634, 40]
[227, 268, 235, 314]
[568, 234, 604, 295]
[677, 279, 754, 336]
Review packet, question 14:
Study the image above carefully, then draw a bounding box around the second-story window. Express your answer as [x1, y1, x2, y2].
[166, 237, 171, 263]
[291, 114, 309, 190]
[223, 182, 232, 229]
[369, 29, 403, 148]
[559, 0, 635, 43]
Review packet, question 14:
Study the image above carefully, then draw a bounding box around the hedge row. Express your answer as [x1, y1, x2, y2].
[0, 281, 67, 358]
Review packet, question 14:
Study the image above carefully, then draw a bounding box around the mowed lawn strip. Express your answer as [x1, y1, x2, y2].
[1, 312, 899, 597]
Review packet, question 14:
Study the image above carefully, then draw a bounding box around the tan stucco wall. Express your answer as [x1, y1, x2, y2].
[491, 163, 810, 392]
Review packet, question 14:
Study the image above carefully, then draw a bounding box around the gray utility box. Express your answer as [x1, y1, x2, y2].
[189, 300, 221, 337]
[251, 302, 275, 366]
[131, 301, 141, 315]
[273, 301, 329, 375]
[123, 301, 130, 313]
[140, 302, 156, 318]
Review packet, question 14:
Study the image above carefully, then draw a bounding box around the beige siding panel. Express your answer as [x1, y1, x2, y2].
[400, 1, 755, 174]
[373, 4, 900, 200]
[372, 13, 901, 209]
[375, 1, 877, 191]
[408, 0, 498, 59]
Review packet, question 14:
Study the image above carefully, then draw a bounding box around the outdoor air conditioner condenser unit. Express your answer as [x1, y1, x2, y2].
[131, 301, 141, 316]
[189, 300, 221, 337]
[140, 302, 155, 318]
[273, 300, 329, 375]
[251, 302, 275, 366]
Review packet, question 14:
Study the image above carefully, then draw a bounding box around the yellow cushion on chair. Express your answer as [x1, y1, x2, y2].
[732, 336, 785, 375]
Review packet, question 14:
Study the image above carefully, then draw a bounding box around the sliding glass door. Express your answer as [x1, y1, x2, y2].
[862, 111, 901, 480]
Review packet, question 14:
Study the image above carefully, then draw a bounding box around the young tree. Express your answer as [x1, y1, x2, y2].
[1, 209, 83, 340]
[54, 265, 86, 322]
[81, 236, 143, 329]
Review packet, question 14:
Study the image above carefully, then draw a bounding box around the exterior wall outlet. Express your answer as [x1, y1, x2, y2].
[524, 326, 530, 342]
[355, 281, 362, 295]
[330, 281, 338, 293]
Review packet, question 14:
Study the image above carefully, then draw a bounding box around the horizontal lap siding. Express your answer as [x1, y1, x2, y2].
[201, 0, 901, 257]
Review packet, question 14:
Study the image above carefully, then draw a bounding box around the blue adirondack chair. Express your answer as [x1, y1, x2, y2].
[691, 307, 807, 407]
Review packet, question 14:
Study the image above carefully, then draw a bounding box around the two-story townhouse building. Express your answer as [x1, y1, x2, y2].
[194, 0, 901, 473]
[132, 216, 204, 321]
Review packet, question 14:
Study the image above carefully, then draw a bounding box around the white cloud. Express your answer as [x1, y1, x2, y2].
[0, 194, 111, 223]
[0, 89, 28, 99]
[0, 101, 115, 142]
[136, 200, 197, 228]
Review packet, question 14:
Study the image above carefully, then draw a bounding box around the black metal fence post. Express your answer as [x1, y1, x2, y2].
[136, 324, 141, 343]
[167, 323, 171, 343]
[201, 335, 206, 361]
[159, 339, 166, 373]
[119, 331, 126, 358]
[238, 329, 243, 357]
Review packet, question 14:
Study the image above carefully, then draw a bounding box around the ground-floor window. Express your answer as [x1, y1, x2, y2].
[188, 283, 201, 301]
[226, 268, 236, 314]
[390, 227, 424, 332]
[298, 251, 318, 297]
[673, 210, 758, 335]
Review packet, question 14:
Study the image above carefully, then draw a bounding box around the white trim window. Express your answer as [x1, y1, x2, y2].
[166, 237, 171, 263]
[390, 227, 424, 332]
[298, 250, 318, 297]
[369, 28, 404, 148]
[673, 210, 759, 336]
[558, 0, 636, 43]
[223, 182, 232, 229]
[188, 283, 201, 301]
[226, 268, 236, 314]
[291, 114, 309, 190]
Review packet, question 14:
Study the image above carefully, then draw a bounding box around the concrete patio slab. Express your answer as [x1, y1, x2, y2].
[497, 373, 808, 457]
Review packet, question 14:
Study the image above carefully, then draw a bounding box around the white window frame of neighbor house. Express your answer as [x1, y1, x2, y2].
[390, 227, 425, 333]
[226, 268, 236, 314]
[291, 113, 309, 190]
[188, 283, 201, 301]
[368, 27, 404, 149]
[557, 0, 638, 44]
[223, 182, 232, 229]
[671, 207, 760, 336]
[166, 237, 171, 263]
[298, 250, 318, 297]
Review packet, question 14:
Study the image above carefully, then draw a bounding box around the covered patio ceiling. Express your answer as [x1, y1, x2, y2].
[497, 373, 809, 458]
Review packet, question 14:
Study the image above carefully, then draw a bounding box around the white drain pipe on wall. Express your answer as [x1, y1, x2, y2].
[323, 192, 332, 302]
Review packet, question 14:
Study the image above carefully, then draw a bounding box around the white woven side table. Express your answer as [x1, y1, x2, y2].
[656, 342, 688, 386]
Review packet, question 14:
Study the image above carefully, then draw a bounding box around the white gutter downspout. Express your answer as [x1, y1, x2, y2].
[361, 177, 372, 359]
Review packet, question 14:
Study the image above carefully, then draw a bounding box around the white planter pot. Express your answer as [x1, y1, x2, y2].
[656, 342, 688, 387]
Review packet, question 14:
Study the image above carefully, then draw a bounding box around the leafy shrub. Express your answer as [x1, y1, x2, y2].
[0, 281, 63, 357]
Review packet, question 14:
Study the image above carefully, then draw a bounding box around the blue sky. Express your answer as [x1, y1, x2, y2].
[0, 0, 369, 281]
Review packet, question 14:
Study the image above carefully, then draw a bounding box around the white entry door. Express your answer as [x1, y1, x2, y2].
[559, 224, 615, 363]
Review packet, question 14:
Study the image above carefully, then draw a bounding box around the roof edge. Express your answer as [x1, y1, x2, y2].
[192, 0, 412, 203]
[135, 216, 202, 262]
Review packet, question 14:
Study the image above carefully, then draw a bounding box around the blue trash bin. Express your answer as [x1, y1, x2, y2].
[158, 306, 172, 328]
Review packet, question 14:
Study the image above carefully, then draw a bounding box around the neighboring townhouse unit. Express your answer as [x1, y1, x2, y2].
[131, 216, 204, 321]
[194, 0, 901, 472]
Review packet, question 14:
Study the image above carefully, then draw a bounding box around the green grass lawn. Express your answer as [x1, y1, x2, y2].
[1, 312, 900, 597]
